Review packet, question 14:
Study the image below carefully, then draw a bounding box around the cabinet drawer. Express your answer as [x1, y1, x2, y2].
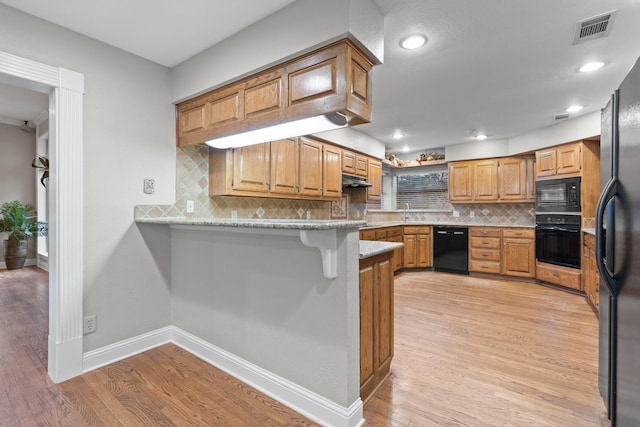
[375, 229, 387, 240]
[387, 227, 403, 238]
[360, 230, 376, 240]
[404, 226, 431, 234]
[470, 236, 501, 249]
[536, 263, 582, 290]
[470, 260, 501, 274]
[470, 228, 501, 238]
[470, 248, 501, 261]
[502, 228, 535, 239]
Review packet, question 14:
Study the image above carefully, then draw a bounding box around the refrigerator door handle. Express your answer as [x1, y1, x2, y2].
[596, 177, 619, 296]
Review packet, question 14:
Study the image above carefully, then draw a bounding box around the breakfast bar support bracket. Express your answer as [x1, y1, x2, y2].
[300, 229, 337, 279]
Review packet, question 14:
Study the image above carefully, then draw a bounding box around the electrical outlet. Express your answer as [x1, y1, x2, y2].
[306, 211, 311, 219]
[186, 200, 194, 213]
[453, 210, 460, 217]
[470, 210, 475, 218]
[84, 315, 97, 335]
[143, 179, 155, 194]
[231, 210, 237, 220]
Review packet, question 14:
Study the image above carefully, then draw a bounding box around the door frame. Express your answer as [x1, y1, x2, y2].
[0, 50, 84, 382]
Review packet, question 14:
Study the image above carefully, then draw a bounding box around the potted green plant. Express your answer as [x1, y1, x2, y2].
[0, 200, 48, 270]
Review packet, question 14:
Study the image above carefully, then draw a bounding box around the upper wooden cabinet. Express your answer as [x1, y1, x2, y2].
[535, 142, 582, 178]
[448, 161, 473, 202]
[342, 150, 368, 178]
[449, 156, 534, 203]
[367, 159, 382, 201]
[177, 39, 375, 147]
[473, 159, 499, 201]
[209, 137, 342, 201]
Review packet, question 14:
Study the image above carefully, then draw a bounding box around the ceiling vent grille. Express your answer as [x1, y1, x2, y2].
[573, 10, 617, 44]
[554, 113, 570, 121]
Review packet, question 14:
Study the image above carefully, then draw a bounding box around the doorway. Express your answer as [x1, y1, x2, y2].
[0, 50, 84, 382]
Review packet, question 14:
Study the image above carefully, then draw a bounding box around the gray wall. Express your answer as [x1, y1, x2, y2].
[0, 123, 36, 261]
[170, 228, 361, 407]
[0, 4, 174, 350]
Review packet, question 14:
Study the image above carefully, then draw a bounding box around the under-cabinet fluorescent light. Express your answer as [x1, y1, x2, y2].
[205, 113, 348, 149]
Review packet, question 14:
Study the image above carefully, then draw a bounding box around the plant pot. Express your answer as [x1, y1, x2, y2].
[3, 239, 28, 270]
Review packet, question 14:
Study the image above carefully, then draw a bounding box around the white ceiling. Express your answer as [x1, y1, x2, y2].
[1, 0, 640, 154]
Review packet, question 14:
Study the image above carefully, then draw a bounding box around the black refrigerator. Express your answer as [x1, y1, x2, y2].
[596, 57, 640, 426]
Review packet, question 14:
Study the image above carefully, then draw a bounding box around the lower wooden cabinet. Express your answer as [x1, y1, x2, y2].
[583, 233, 599, 313]
[536, 261, 582, 291]
[361, 227, 403, 273]
[469, 228, 502, 273]
[403, 226, 432, 268]
[501, 228, 535, 278]
[359, 251, 394, 401]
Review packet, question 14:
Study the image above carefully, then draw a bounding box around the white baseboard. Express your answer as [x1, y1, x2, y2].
[82, 326, 173, 373]
[82, 326, 364, 427]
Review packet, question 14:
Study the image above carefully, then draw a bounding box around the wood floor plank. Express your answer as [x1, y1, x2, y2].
[1, 267, 609, 426]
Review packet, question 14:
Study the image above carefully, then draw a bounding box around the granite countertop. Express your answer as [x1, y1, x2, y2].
[359, 241, 404, 259]
[583, 228, 596, 235]
[361, 221, 536, 230]
[136, 217, 366, 230]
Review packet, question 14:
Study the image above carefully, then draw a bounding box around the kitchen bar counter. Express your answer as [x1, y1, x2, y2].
[359, 240, 403, 259]
[136, 216, 366, 230]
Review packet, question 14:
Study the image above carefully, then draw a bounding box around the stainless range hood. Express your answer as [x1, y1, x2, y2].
[342, 174, 372, 188]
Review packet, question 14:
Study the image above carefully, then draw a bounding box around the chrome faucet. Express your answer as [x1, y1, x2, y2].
[404, 203, 409, 223]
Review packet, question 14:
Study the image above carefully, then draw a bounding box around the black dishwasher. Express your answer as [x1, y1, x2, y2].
[433, 226, 469, 274]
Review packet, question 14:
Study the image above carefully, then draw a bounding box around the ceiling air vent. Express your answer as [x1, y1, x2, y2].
[573, 10, 617, 45]
[554, 113, 570, 121]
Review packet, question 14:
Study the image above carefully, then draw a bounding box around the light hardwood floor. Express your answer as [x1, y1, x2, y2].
[1, 267, 609, 426]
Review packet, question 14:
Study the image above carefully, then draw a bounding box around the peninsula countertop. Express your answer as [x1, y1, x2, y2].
[135, 217, 366, 230]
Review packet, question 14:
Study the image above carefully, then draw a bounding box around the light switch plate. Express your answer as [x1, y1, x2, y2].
[143, 178, 155, 194]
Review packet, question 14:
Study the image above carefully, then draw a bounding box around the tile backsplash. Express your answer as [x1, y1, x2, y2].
[367, 203, 536, 226]
[135, 146, 537, 226]
[135, 146, 331, 220]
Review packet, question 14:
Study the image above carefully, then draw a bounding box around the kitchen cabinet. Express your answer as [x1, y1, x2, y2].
[359, 251, 394, 401]
[322, 144, 343, 199]
[367, 159, 382, 201]
[210, 137, 341, 200]
[298, 137, 323, 196]
[448, 161, 473, 202]
[469, 228, 502, 274]
[270, 138, 299, 195]
[535, 142, 582, 178]
[499, 157, 528, 201]
[449, 156, 534, 203]
[501, 228, 535, 278]
[231, 144, 271, 193]
[473, 159, 499, 201]
[342, 150, 368, 178]
[583, 233, 599, 313]
[403, 226, 432, 268]
[536, 262, 582, 291]
[177, 39, 375, 147]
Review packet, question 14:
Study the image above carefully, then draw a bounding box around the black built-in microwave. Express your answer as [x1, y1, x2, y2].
[535, 177, 581, 213]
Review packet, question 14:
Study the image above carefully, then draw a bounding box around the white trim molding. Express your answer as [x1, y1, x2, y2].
[82, 326, 365, 427]
[0, 50, 85, 383]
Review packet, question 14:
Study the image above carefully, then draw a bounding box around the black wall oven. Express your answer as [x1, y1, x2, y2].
[535, 214, 581, 269]
[535, 177, 581, 213]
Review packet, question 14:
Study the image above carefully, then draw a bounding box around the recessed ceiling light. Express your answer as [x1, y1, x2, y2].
[579, 61, 605, 72]
[400, 34, 427, 50]
[566, 105, 583, 113]
[402, 145, 410, 152]
[475, 133, 488, 141]
[393, 131, 404, 139]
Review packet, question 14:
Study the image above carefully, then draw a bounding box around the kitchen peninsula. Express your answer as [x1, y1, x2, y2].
[135, 216, 400, 426]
